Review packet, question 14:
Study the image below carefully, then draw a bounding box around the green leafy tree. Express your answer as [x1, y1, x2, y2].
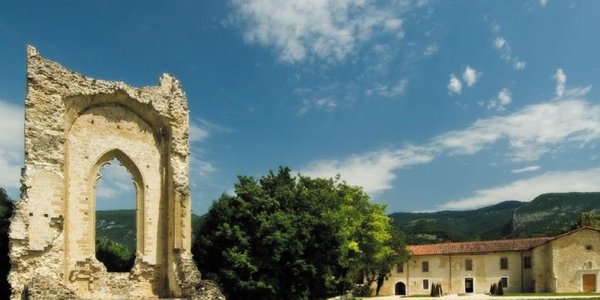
[577, 210, 600, 228]
[95, 237, 135, 272]
[361, 225, 409, 296]
[0, 188, 14, 298]
[192, 167, 407, 300]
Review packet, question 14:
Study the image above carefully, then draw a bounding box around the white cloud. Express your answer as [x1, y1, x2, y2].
[498, 88, 512, 106]
[95, 159, 135, 207]
[231, 0, 414, 63]
[437, 98, 600, 161]
[485, 88, 512, 111]
[462, 66, 480, 87]
[190, 121, 210, 143]
[0, 100, 24, 190]
[369, 79, 408, 98]
[100, 160, 134, 183]
[513, 60, 527, 70]
[554, 68, 567, 98]
[299, 97, 338, 115]
[448, 74, 462, 95]
[301, 93, 600, 196]
[300, 146, 435, 195]
[540, 0, 549, 6]
[384, 18, 403, 31]
[511, 165, 541, 173]
[494, 37, 509, 57]
[492, 25, 526, 68]
[424, 43, 438, 56]
[441, 166, 600, 210]
[187, 118, 229, 183]
[190, 154, 217, 178]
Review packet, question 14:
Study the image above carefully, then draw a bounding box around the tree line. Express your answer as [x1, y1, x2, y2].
[3, 168, 599, 299]
[0, 168, 408, 299]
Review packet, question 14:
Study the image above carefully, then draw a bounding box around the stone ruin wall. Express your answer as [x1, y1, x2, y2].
[8, 46, 223, 299]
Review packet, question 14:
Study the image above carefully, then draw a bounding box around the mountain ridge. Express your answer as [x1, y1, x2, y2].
[95, 192, 600, 249]
[390, 192, 600, 244]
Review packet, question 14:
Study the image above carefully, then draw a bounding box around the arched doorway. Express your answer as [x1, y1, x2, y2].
[395, 282, 406, 295]
[94, 157, 137, 272]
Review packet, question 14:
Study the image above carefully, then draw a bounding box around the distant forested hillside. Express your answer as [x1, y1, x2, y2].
[389, 201, 524, 244]
[390, 192, 600, 244]
[96, 210, 203, 250]
[95, 192, 600, 248]
[512, 192, 600, 237]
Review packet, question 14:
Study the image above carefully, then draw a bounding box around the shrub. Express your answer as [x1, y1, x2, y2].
[489, 283, 497, 295]
[496, 280, 504, 296]
[95, 237, 135, 272]
[431, 283, 442, 297]
[352, 284, 372, 297]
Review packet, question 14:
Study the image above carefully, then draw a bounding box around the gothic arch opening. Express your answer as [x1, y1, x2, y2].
[90, 150, 145, 272]
[94, 157, 137, 272]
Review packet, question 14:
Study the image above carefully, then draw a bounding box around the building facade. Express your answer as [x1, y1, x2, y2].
[378, 227, 600, 296]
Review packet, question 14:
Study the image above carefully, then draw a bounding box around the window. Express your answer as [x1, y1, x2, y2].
[465, 259, 473, 271]
[500, 257, 508, 270]
[422, 261, 429, 272]
[501, 277, 508, 288]
[523, 256, 531, 269]
[397, 263, 404, 273]
[423, 279, 429, 290]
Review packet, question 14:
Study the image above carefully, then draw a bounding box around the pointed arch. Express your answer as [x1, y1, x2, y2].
[88, 149, 145, 258]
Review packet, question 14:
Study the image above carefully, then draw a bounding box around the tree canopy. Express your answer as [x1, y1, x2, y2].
[192, 167, 408, 300]
[0, 188, 14, 298]
[577, 210, 600, 228]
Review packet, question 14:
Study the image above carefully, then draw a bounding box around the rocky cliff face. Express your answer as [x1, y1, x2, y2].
[512, 192, 600, 237]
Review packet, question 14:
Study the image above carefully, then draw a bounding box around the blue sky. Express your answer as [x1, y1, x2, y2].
[2, 0, 600, 214]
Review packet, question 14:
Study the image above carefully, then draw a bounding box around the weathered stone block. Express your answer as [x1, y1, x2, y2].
[8, 46, 225, 299]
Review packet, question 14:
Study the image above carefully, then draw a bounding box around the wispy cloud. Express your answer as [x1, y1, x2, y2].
[302, 85, 598, 197]
[486, 88, 512, 111]
[96, 160, 135, 202]
[188, 118, 229, 182]
[190, 121, 210, 143]
[367, 79, 408, 98]
[491, 23, 527, 70]
[513, 60, 527, 70]
[0, 100, 24, 191]
[554, 68, 566, 98]
[231, 0, 417, 63]
[424, 43, 438, 56]
[493, 36, 511, 60]
[441, 166, 600, 210]
[448, 74, 462, 95]
[300, 146, 435, 195]
[511, 165, 541, 174]
[299, 97, 338, 115]
[540, 0, 549, 6]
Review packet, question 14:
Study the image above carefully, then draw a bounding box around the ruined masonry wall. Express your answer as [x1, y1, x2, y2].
[7, 46, 212, 299]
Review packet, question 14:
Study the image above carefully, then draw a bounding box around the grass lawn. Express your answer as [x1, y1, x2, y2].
[504, 292, 600, 297]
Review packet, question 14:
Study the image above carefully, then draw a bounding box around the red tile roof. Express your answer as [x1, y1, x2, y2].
[407, 237, 552, 256]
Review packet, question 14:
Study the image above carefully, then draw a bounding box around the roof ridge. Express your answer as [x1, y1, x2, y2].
[407, 227, 600, 256]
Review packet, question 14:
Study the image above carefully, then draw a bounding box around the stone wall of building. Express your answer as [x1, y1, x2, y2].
[532, 241, 553, 292]
[8, 46, 224, 299]
[551, 228, 600, 293]
[383, 251, 527, 296]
